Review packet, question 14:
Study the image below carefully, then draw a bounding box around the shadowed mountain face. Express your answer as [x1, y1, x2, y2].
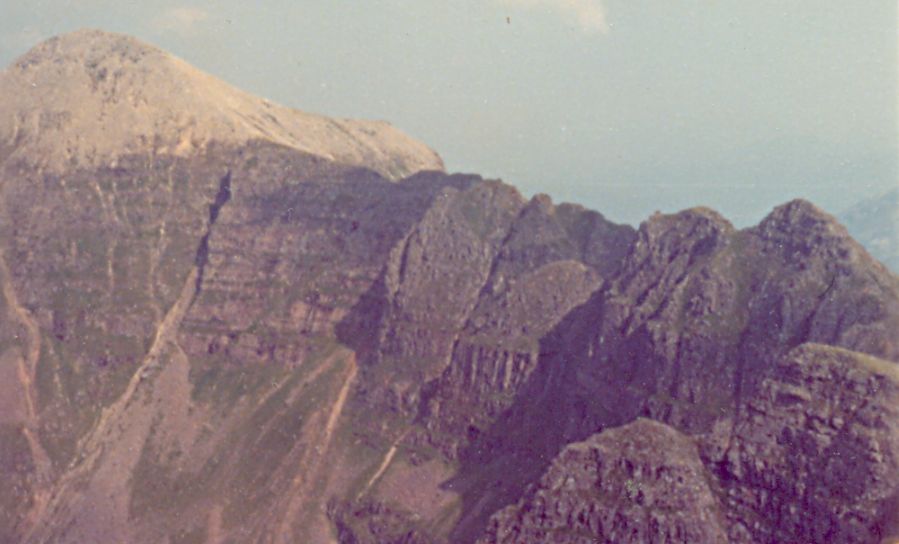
[1, 30, 898, 544]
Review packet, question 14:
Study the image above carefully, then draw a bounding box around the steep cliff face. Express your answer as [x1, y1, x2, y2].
[519, 199, 899, 446]
[481, 344, 899, 544]
[364, 180, 525, 414]
[1, 30, 898, 544]
[440, 200, 899, 543]
[572, 200, 899, 436]
[703, 344, 899, 544]
[414, 195, 635, 459]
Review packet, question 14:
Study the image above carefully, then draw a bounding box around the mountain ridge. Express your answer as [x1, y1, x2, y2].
[0, 30, 897, 544]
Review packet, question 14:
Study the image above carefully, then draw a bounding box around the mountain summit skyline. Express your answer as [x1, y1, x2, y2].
[3, 1, 893, 226]
[0, 29, 897, 544]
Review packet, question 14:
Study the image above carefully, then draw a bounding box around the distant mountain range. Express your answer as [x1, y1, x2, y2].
[840, 188, 899, 272]
[1, 30, 898, 544]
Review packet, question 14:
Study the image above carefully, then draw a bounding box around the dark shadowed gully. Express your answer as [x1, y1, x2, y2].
[0, 29, 898, 544]
[193, 171, 232, 300]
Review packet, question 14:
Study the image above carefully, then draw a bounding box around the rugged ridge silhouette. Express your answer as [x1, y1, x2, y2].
[0, 30, 897, 544]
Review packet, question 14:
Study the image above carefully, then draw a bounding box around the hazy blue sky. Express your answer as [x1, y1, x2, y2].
[1, 1, 896, 225]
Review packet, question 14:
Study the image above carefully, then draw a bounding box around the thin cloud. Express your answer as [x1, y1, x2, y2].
[152, 6, 210, 36]
[501, 0, 609, 33]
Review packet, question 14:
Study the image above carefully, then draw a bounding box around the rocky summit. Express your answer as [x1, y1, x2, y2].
[0, 29, 898, 544]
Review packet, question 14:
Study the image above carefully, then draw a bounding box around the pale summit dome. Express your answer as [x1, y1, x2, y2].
[0, 29, 444, 179]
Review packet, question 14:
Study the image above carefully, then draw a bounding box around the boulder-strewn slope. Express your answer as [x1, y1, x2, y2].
[1, 30, 898, 544]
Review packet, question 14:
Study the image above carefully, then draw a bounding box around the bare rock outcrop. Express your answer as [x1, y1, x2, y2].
[479, 344, 899, 544]
[703, 344, 899, 543]
[480, 418, 729, 544]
